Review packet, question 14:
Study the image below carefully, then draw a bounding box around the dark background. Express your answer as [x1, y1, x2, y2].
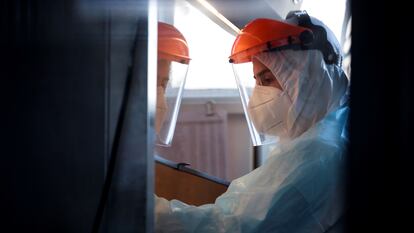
[347, 0, 413, 232]
[1, 0, 151, 232]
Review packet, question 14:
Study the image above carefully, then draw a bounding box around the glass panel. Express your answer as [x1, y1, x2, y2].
[173, 0, 237, 90]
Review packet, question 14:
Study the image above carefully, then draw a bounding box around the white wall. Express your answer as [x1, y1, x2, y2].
[156, 95, 253, 181]
[181, 98, 253, 181]
[227, 113, 253, 180]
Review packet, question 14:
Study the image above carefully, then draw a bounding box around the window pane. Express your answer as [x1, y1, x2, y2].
[174, 0, 237, 90]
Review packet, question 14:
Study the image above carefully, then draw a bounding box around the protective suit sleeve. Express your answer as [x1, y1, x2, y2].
[155, 195, 237, 233]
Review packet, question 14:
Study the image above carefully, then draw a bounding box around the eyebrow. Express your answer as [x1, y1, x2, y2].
[255, 69, 271, 78]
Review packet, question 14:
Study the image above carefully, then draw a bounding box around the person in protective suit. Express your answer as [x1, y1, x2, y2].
[155, 11, 349, 233]
[156, 22, 190, 146]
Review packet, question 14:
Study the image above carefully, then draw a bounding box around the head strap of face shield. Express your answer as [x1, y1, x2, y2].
[286, 10, 341, 66]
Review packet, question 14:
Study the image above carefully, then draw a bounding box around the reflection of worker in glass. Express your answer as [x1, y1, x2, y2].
[156, 22, 190, 146]
[155, 59, 170, 134]
[155, 11, 349, 232]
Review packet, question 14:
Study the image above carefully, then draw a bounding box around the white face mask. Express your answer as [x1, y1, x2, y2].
[155, 86, 168, 134]
[247, 85, 292, 137]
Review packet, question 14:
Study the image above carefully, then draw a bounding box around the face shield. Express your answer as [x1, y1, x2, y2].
[229, 19, 309, 146]
[156, 59, 189, 146]
[156, 22, 190, 146]
[231, 59, 291, 146]
[232, 62, 272, 146]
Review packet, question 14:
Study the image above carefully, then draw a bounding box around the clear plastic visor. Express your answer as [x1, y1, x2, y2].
[232, 62, 280, 146]
[156, 60, 189, 146]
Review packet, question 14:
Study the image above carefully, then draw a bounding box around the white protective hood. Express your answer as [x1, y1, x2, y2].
[253, 49, 349, 139]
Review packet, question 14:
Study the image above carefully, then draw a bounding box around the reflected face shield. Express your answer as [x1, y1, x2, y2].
[155, 59, 189, 146]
